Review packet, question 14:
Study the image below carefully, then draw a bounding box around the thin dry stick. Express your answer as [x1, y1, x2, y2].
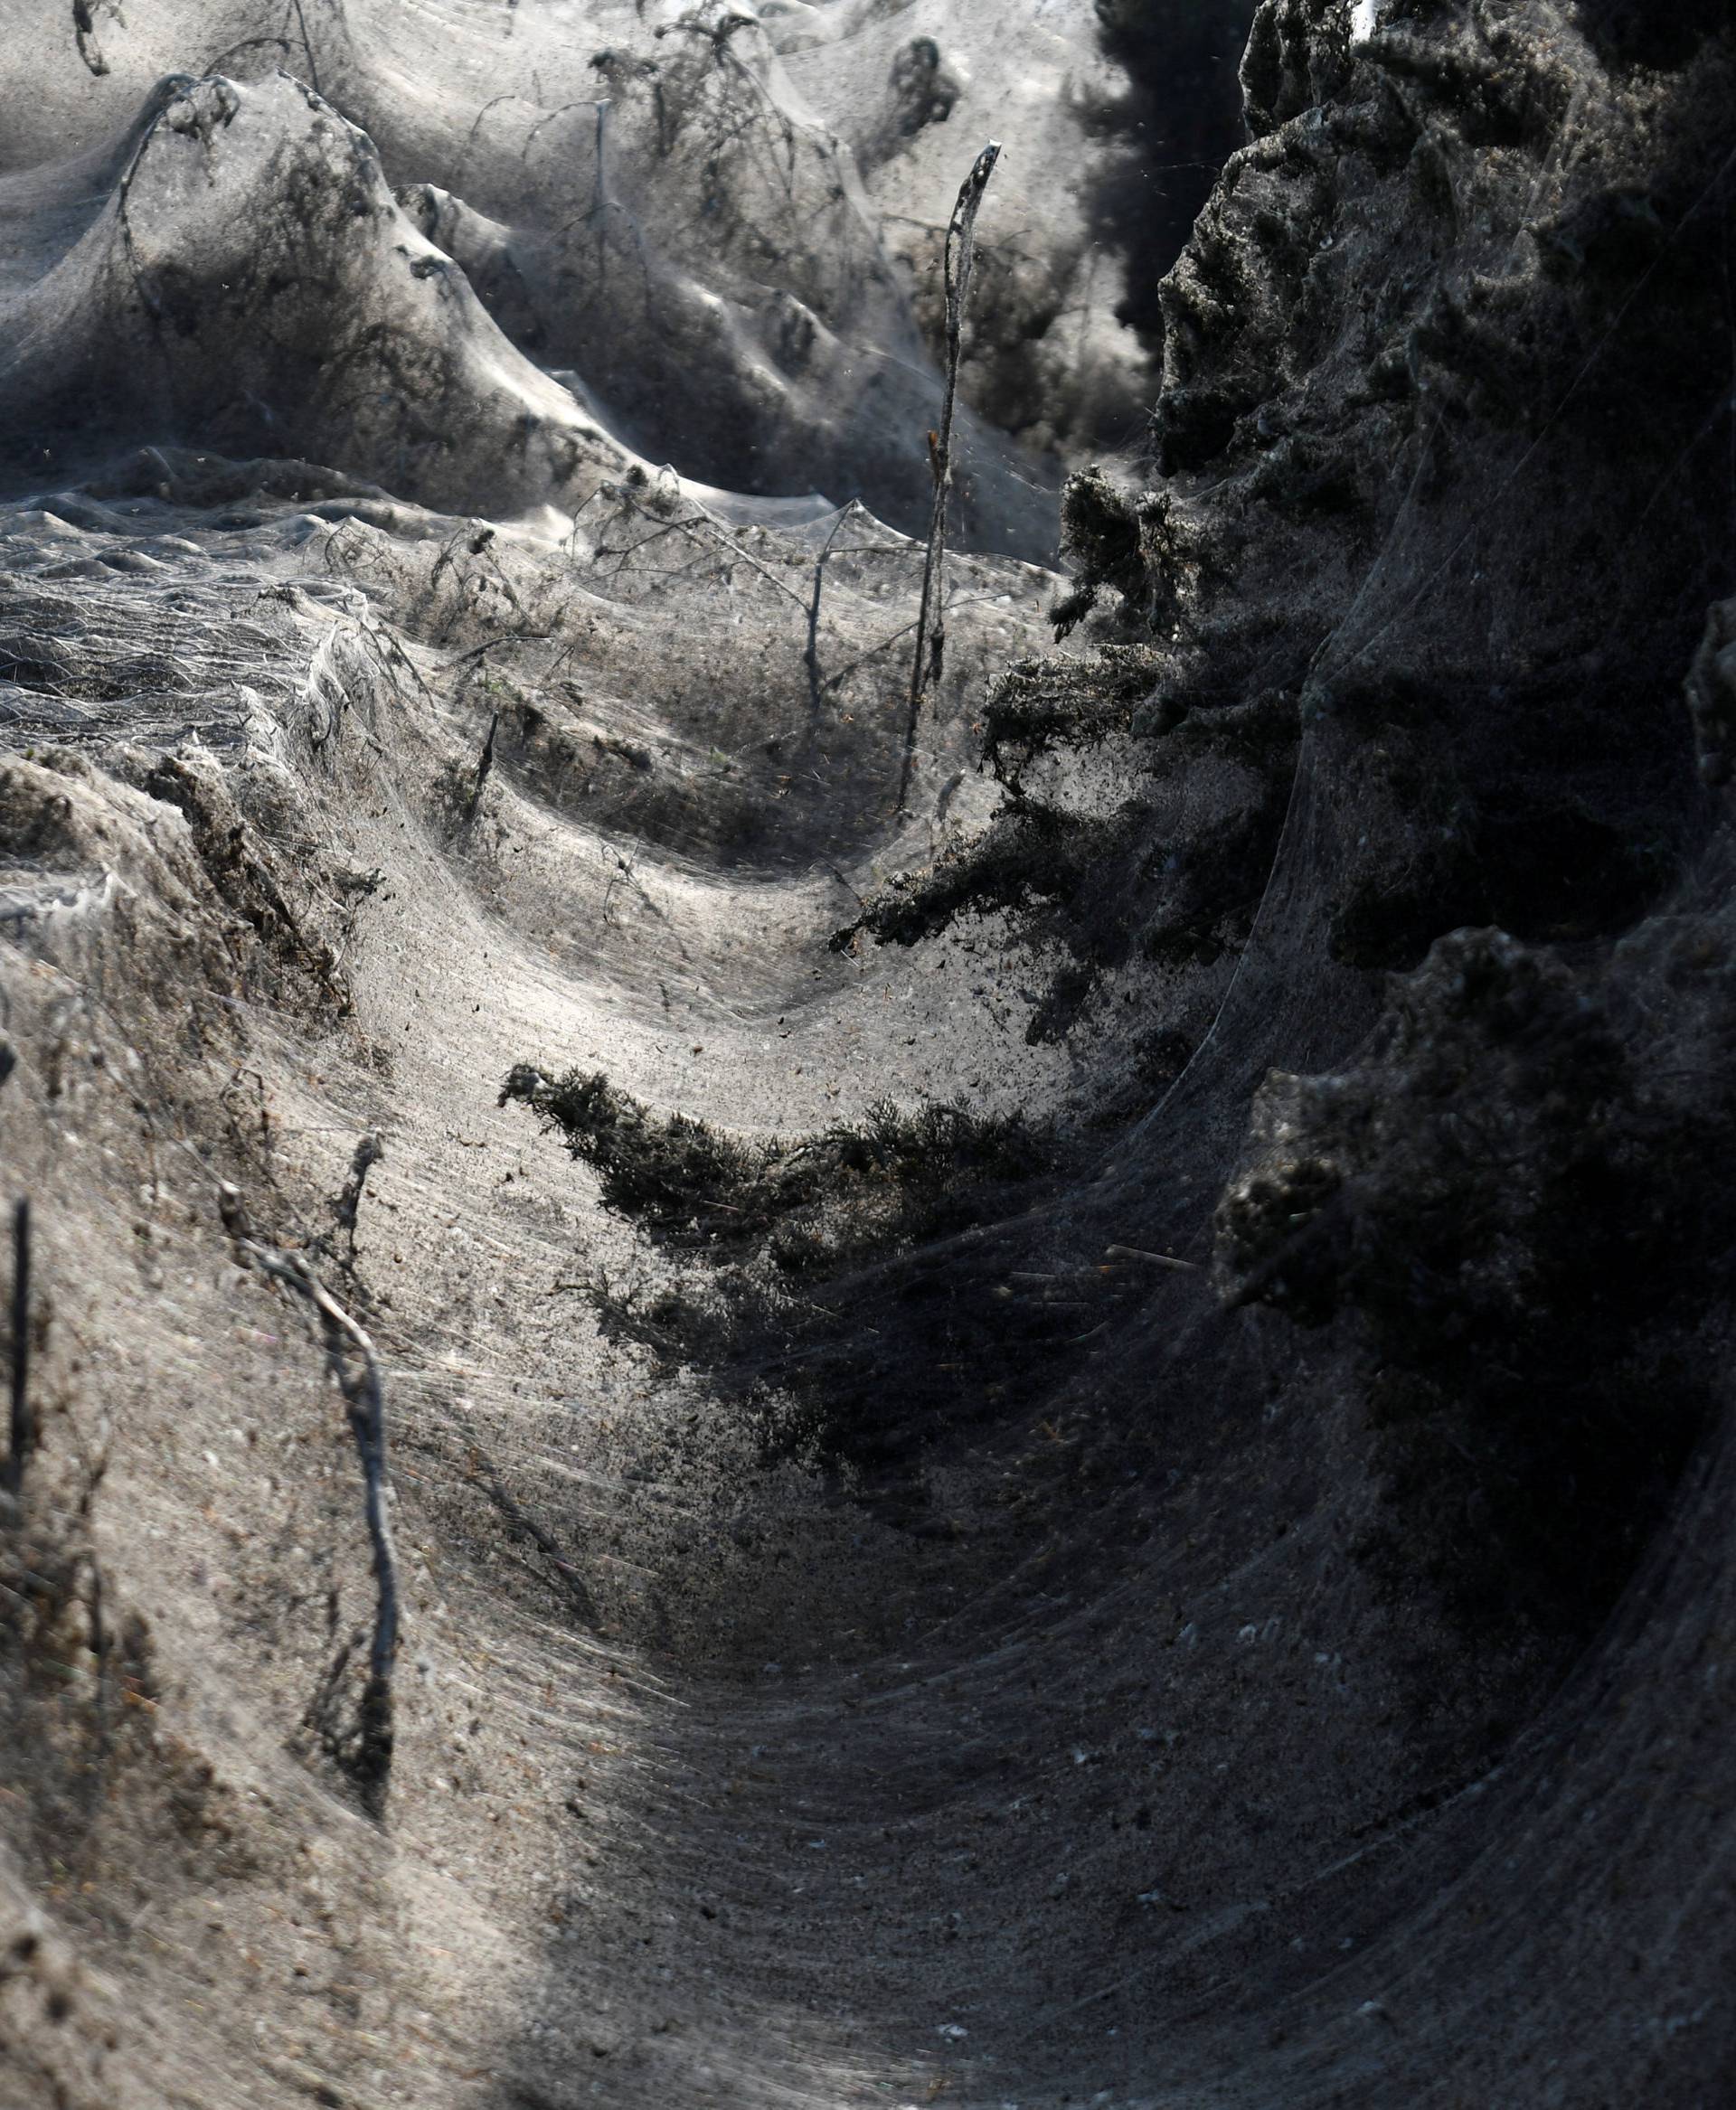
[1102, 1243, 1202, 1274]
[288, 0, 322, 97]
[608, 485, 812, 613]
[899, 140, 1001, 815]
[220, 1183, 398, 1814]
[466, 1448, 601, 1629]
[805, 505, 857, 711]
[333, 1132, 383, 1261]
[465, 711, 500, 823]
[72, 1, 108, 76]
[4, 1199, 29, 1499]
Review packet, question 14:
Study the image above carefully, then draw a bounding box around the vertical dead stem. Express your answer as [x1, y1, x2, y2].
[900, 140, 1001, 815]
[5, 1199, 30, 1499]
[221, 1183, 398, 1816]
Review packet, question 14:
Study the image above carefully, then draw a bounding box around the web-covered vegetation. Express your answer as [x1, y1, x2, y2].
[510, 0, 1736, 1637]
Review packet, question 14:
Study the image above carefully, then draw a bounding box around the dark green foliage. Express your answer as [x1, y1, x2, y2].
[542, 0, 1735, 1592]
[1050, 468, 1149, 636]
[501, 1065, 786, 1247]
[1243, 430, 1368, 520]
[501, 1062, 1070, 1478]
[840, 670, 1297, 1031]
[1217, 926, 1727, 1631]
[1361, 24, 1736, 457]
[1239, 0, 1354, 140]
[833, 804, 1137, 954]
[1143, 711, 1297, 965]
[981, 645, 1174, 787]
[1220, 930, 1636, 1337]
[1322, 666, 1694, 972]
[1362, 23, 1573, 148]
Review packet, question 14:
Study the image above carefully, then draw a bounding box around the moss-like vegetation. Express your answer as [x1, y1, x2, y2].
[832, 804, 1142, 955]
[500, 1064, 1070, 1472]
[837, 676, 1297, 1029]
[501, 1065, 1052, 1268]
[980, 645, 1174, 787]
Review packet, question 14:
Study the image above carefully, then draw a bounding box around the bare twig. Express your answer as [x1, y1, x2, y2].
[333, 1132, 383, 1262]
[1102, 1243, 1201, 1274]
[465, 711, 500, 824]
[288, 0, 321, 96]
[610, 485, 811, 613]
[4, 1200, 30, 1500]
[466, 1448, 601, 1629]
[822, 589, 999, 697]
[78, 1542, 113, 1850]
[900, 140, 1001, 814]
[804, 505, 857, 712]
[72, 0, 109, 77]
[443, 632, 554, 677]
[205, 34, 295, 73]
[220, 1183, 398, 1816]
[523, 97, 609, 160]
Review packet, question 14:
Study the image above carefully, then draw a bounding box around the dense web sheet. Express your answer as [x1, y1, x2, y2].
[0, 5, 1734, 2109]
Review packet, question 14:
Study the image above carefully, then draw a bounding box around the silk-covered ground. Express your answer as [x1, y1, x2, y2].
[1, 5, 1733, 2108]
